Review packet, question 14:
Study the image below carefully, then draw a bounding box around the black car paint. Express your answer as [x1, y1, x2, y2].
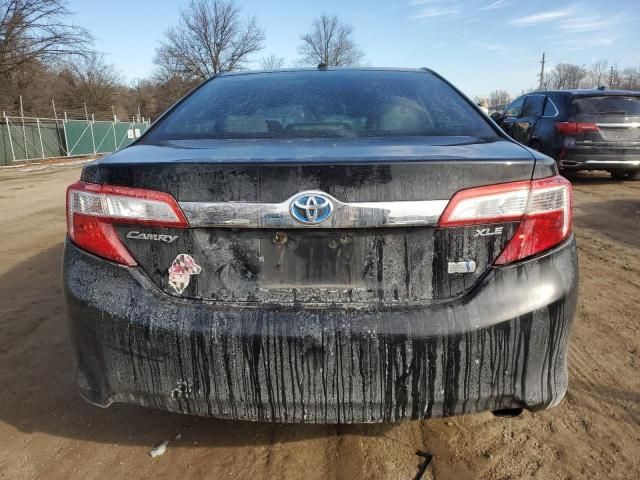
[64, 236, 577, 422]
[498, 90, 640, 173]
[83, 138, 549, 306]
[82, 137, 553, 199]
[114, 222, 519, 303]
[63, 68, 577, 423]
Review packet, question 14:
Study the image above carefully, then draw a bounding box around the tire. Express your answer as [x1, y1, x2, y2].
[611, 170, 640, 181]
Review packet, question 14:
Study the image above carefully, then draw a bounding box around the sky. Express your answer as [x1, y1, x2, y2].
[67, 0, 640, 98]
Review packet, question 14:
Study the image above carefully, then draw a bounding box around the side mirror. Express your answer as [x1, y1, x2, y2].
[490, 111, 503, 122]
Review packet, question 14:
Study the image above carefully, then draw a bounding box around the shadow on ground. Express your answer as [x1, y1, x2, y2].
[564, 171, 626, 186]
[0, 244, 394, 448]
[573, 199, 640, 248]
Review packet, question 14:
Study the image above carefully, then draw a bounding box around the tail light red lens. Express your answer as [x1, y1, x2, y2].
[66, 182, 188, 265]
[554, 121, 599, 136]
[439, 175, 572, 265]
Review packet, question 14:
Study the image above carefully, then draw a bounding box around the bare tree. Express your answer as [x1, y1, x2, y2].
[154, 0, 265, 80]
[127, 76, 198, 120]
[587, 59, 608, 87]
[620, 67, 640, 90]
[608, 64, 621, 89]
[0, 0, 91, 76]
[489, 90, 511, 108]
[55, 53, 121, 114]
[545, 63, 587, 90]
[298, 14, 364, 66]
[259, 54, 285, 70]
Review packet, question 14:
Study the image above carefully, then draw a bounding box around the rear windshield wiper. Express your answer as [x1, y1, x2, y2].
[597, 111, 628, 115]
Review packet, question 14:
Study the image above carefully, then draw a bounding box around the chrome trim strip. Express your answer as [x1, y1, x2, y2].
[596, 122, 640, 128]
[560, 159, 640, 167]
[180, 191, 448, 228]
[582, 160, 640, 165]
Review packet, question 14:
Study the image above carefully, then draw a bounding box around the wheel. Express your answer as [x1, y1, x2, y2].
[611, 170, 640, 181]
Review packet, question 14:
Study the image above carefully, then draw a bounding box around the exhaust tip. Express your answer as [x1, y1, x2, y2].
[492, 408, 524, 418]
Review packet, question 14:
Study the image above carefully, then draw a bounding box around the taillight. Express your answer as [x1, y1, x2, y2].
[438, 175, 572, 265]
[554, 121, 599, 136]
[66, 182, 188, 265]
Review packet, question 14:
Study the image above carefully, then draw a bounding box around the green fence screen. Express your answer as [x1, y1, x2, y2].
[0, 117, 149, 165]
[64, 120, 148, 157]
[0, 119, 67, 165]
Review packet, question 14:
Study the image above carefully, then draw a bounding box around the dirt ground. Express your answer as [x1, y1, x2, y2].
[0, 163, 638, 480]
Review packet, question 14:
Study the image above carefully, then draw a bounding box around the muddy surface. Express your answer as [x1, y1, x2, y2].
[0, 164, 638, 479]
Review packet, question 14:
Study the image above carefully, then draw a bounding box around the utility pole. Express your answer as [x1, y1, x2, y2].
[538, 52, 546, 90]
[608, 65, 617, 88]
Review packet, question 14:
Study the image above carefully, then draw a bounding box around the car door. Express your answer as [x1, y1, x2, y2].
[511, 95, 545, 145]
[499, 97, 525, 138]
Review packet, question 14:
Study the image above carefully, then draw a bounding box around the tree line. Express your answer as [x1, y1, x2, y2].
[0, 0, 364, 120]
[543, 60, 640, 91]
[487, 60, 640, 109]
[1, 0, 638, 121]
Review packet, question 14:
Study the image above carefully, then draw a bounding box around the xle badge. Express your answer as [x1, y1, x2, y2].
[474, 226, 504, 237]
[448, 260, 477, 274]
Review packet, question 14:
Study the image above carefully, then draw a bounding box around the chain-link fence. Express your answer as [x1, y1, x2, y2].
[0, 114, 150, 166]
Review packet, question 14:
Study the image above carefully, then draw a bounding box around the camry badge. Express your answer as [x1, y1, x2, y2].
[126, 231, 179, 243]
[290, 192, 334, 225]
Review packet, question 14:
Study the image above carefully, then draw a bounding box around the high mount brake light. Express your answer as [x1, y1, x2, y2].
[66, 182, 188, 266]
[438, 176, 572, 265]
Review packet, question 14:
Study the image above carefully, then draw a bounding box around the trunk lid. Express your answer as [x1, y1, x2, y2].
[84, 137, 536, 304]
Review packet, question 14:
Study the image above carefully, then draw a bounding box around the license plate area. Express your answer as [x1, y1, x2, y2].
[600, 127, 640, 142]
[260, 231, 367, 288]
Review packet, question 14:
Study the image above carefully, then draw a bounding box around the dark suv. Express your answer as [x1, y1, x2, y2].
[497, 89, 640, 180]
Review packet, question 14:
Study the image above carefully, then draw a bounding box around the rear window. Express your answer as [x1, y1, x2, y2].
[573, 96, 640, 116]
[143, 70, 497, 141]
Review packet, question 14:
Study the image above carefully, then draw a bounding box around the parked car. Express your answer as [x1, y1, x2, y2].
[63, 67, 578, 423]
[496, 89, 640, 180]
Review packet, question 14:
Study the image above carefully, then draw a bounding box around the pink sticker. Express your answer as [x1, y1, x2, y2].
[168, 254, 202, 294]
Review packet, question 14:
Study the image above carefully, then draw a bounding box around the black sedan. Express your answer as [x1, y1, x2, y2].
[496, 89, 640, 180]
[63, 68, 578, 423]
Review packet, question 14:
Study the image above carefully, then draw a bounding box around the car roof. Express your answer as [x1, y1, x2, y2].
[535, 89, 640, 97]
[218, 67, 433, 77]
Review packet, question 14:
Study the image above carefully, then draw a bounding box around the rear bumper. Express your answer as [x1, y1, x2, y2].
[63, 237, 578, 423]
[559, 146, 640, 171]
